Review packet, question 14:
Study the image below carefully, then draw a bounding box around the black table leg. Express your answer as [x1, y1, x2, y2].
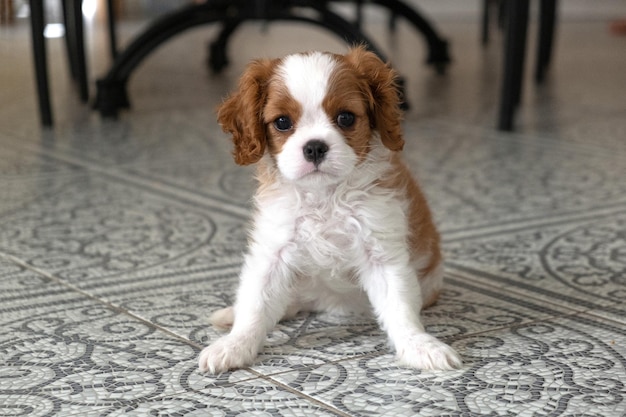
[62, 0, 89, 102]
[106, 0, 118, 59]
[498, 0, 529, 131]
[61, 0, 78, 79]
[71, 0, 89, 101]
[29, 0, 53, 126]
[535, 0, 557, 83]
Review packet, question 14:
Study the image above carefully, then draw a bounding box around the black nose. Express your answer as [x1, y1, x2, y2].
[302, 140, 329, 165]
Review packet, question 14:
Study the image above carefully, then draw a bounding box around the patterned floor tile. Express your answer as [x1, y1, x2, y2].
[0, 276, 261, 416]
[401, 123, 626, 235]
[0, 257, 85, 321]
[0, 144, 83, 178]
[446, 209, 626, 319]
[558, 114, 626, 155]
[270, 314, 626, 417]
[0, 301, 252, 412]
[11, 110, 229, 168]
[74, 263, 571, 377]
[247, 278, 574, 377]
[0, 145, 86, 216]
[94, 389, 347, 417]
[4, 108, 264, 210]
[0, 173, 248, 288]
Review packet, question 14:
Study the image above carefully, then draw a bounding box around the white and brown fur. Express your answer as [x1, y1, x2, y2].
[198, 47, 461, 373]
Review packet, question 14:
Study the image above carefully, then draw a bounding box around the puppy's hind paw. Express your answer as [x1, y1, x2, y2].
[209, 306, 234, 330]
[198, 336, 258, 374]
[396, 334, 462, 371]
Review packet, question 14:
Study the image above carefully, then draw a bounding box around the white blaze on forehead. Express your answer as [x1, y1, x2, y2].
[277, 52, 338, 119]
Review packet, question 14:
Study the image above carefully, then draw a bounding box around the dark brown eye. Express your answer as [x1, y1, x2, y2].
[274, 116, 293, 132]
[336, 112, 355, 129]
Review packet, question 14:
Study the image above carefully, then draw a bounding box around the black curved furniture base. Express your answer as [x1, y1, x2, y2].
[94, 0, 448, 117]
[371, 0, 450, 71]
[207, 0, 450, 75]
[95, 78, 130, 118]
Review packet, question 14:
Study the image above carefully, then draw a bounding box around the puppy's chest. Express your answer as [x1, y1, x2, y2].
[291, 191, 370, 268]
[296, 206, 355, 248]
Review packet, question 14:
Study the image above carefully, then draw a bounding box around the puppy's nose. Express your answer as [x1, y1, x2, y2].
[303, 140, 329, 165]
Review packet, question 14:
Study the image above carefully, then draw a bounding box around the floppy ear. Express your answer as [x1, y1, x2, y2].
[344, 46, 404, 152]
[217, 58, 276, 165]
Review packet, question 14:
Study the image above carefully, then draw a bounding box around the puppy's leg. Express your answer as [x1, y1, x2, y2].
[209, 301, 307, 331]
[198, 253, 293, 374]
[418, 262, 444, 309]
[361, 261, 461, 371]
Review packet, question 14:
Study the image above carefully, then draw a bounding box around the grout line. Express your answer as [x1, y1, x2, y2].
[3, 248, 622, 412]
[78, 263, 243, 295]
[445, 269, 601, 317]
[580, 310, 626, 327]
[442, 204, 626, 242]
[248, 370, 356, 417]
[6, 140, 251, 220]
[260, 377, 355, 417]
[2, 248, 368, 412]
[0, 251, 206, 351]
[441, 268, 619, 339]
[446, 309, 589, 344]
[254, 351, 384, 380]
[425, 117, 626, 159]
[8, 127, 626, 244]
[446, 263, 622, 315]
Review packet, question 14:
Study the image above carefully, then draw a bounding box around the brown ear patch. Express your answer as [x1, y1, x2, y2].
[342, 46, 404, 152]
[217, 58, 279, 165]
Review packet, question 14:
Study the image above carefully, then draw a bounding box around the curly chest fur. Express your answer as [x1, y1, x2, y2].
[287, 183, 410, 280]
[294, 195, 361, 271]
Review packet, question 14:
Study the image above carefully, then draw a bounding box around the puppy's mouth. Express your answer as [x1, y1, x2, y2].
[293, 160, 339, 182]
[300, 163, 327, 177]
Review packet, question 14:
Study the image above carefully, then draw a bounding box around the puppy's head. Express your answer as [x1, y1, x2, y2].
[217, 46, 403, 183]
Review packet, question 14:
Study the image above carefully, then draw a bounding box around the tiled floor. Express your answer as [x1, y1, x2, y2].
[1, 1, 626, 416]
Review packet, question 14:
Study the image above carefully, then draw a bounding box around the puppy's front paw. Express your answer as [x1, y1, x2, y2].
[198, 336, 258, 374]
[397, 334, 462, 371]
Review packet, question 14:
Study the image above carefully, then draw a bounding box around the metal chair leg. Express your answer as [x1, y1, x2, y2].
[72, 0, 89, 102]
[61, 0, 89, 102]
[106, 0, 118, 59]
[535, 0, 557, 83]
[498, 0, 529, 131]
[29, 0, 53, 126]
[370, 0, 450, 73]
[61, 0, 78, 79]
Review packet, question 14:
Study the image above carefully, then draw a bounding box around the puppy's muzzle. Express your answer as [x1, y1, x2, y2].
[303, 140, 329, 166]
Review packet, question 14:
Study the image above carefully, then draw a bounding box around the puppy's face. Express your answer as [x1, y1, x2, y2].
[218, 47, 404, 185]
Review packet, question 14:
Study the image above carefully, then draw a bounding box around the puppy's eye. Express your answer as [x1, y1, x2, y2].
[274, 116, 293, 132]
[336, 112, 355, 129]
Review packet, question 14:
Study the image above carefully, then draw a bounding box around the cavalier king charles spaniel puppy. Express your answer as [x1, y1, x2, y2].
[199, 46, 461, 374]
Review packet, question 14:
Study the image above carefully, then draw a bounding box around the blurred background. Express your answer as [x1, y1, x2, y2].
[1, 0, 625, 132]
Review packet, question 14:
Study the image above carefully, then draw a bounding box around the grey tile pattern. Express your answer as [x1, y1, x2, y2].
[446, 212, 626, 319]
[2, 3, 626, 416]
[271, 315, 626, 417]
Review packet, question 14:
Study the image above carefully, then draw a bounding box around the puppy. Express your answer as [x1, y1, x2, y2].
[199, 47, 461, 374]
